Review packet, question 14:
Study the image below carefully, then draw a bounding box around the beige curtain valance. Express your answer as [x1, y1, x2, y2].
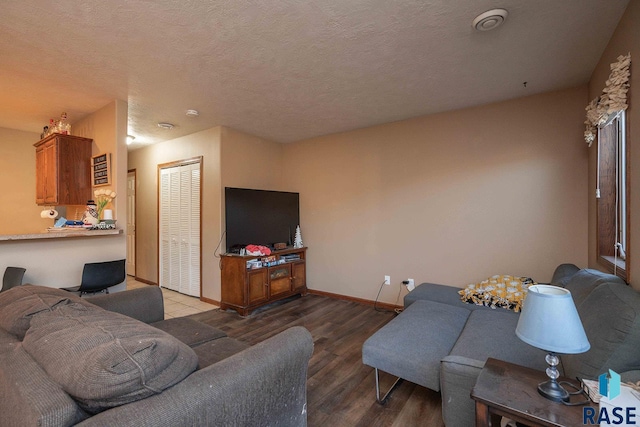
[584, 53, 631, 146]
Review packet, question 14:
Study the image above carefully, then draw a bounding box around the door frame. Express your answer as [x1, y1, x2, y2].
[127, 169, 137, 277]
[157, 156, 203, 298]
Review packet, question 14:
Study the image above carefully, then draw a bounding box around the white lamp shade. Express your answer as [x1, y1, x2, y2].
[516, 285, 590, 354]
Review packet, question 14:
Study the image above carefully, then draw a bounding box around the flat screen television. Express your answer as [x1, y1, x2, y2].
[224, 187, 300, 253]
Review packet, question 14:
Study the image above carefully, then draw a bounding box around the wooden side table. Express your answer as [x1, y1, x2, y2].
[471, 358, 587, 427]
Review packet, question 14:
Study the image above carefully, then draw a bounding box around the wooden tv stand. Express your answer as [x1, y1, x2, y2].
[220, 247, 307, 316]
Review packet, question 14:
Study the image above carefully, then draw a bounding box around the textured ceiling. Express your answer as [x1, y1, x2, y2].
[0, 0, 630, 149]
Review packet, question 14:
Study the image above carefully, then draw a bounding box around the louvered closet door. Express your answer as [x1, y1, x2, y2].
[159, 169, 173, 291]
[187, 165, 200, 296]
[159, 162, 201, 297]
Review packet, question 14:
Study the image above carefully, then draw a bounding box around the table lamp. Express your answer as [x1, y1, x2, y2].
[515, 285, 590, 403]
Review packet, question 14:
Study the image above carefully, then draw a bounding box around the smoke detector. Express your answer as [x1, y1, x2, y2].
[186, 109, 199, 117]
[157, 122, 175, 130]
[472, 9, 508, 31]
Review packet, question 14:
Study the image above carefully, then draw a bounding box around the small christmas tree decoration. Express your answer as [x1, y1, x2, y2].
[294, 225, 303, 248]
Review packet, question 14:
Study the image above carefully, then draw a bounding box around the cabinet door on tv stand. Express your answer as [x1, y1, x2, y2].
[247, 269, 268, 305]
[269, 264, 292, 298]
[292, 261, 306, 292]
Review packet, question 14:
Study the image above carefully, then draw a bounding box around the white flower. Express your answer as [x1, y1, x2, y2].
[93, 188, 117, 218]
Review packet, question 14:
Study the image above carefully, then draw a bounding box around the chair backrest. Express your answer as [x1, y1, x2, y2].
[2, 267, 26, 292]
[79, 259, 126, 293]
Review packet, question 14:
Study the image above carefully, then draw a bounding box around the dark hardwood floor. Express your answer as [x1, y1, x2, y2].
[187, 294, 445, 427]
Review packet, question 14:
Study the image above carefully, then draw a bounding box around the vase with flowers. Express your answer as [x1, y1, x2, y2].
[94, 188, 117, 221]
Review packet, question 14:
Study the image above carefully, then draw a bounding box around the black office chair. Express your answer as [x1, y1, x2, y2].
[62, 259, 126, 296]
[1, 267, 26, 292]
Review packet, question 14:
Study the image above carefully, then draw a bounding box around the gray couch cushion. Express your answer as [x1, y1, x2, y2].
[192, 336, 251, 369]
[404, 282, 495, 311]
[76, 327, 314, 427]
[0, 285, 92, 339]
[448, 309, 547, 369]
[22, 303, 198, 414]
[0, 344, 88, 427]
[441, 310, 547, 427]
[440, 356, 485, 427]
[362, 300, 470, 391]
[151, 317, 227, 347]
[564, 269, 626, 307]
[0, 327, 20, 353]
[563, 280, 640, 380]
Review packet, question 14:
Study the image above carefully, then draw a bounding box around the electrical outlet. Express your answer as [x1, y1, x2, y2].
[384, 275, 391, 285]
[407, 278, 415, 291]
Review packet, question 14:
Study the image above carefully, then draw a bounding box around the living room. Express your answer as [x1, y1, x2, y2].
[1, 1, 638, 302]
[0, 1, 639, 425]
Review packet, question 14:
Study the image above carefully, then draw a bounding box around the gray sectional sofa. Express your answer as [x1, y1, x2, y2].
[363, 264, 640, 427]
[0, 285, 314, 426]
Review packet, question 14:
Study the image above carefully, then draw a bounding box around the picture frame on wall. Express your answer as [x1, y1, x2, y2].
[92, 153, 111, 186]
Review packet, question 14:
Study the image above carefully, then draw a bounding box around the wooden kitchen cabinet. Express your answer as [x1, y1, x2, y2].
[34, 134, 92, 206]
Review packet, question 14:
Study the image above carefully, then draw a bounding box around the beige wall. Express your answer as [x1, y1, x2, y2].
[283, 87, 589, 304]
[128, 125, 284, 302]
[73, 100, 129, 227]
[220, 126, 285, 250]
[0, 127, 52, 234]
[0, 100, 128, 288]
[587, 0, 640, 290]
[220, 126, 284, 191]
[127, 127, 223, 301]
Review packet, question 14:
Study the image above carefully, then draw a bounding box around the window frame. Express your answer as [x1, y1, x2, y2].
[596, 110, 629, 281]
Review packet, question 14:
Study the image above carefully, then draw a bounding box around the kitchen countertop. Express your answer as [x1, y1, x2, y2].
[0, 229, 121, 241]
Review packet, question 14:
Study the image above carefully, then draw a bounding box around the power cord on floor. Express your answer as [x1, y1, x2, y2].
[373, 280, 389, 312]
[373, 280, 402, 314]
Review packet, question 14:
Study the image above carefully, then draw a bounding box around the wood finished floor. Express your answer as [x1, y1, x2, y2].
[187, 294, 445, 427]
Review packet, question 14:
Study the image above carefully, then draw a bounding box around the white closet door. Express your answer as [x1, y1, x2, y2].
[159, 170, 172, 290]
[169, 167, 181, 292]
[159, 162, 201, 297]
[188, 165, 201, 296]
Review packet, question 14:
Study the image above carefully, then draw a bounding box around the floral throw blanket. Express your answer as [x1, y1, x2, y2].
[458, 275, 536, 312]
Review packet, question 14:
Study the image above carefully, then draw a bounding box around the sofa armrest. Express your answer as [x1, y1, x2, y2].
[550, 263, 580, 287]
[77, 326, 314, 427]
[621, 370, 640, 384]
[87, 286, 164, 323]
[404, 282, 462, 308]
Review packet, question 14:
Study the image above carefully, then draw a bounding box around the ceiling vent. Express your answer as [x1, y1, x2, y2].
[472, 9, 508, 32]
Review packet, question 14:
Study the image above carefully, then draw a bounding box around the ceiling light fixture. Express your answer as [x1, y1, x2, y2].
[186, 109, 199, 117]
[472, 8, 508, 32]
[126, 135, 136, 145]
[157, 122, 175, 130]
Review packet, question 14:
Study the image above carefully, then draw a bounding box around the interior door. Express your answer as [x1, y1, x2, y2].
[126, 170, 136, 276]
[159, 160, 201, 297]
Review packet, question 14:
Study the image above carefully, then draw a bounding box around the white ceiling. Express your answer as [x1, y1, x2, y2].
[0, 0, 630, 149]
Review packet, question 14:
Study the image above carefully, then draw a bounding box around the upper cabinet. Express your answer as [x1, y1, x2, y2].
[34, 134, 93, 206]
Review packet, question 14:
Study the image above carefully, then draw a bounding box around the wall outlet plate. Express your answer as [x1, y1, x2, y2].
[384, 275, 391, 285]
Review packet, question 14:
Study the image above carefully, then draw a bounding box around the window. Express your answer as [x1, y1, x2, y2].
[597, 111, 628, 281]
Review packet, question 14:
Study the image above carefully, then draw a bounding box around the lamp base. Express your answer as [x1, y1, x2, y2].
[538, 379, 570, 403]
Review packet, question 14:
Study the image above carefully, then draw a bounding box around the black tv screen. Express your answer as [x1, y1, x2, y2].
[225, 187, 300, 252]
